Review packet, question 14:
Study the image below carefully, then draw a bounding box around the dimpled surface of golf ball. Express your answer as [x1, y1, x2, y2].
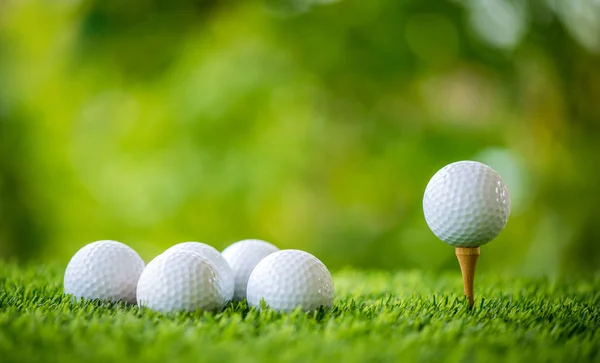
[221, 239, 279, 300]
[137, 250, 226, 313]
[163, 242, 234, 301]
[247, 249, 334, 312]
[64, 240, 145, 304]
[423, 161, 511, 247]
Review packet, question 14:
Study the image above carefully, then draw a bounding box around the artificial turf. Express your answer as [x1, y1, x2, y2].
[0, 262, 598, 363]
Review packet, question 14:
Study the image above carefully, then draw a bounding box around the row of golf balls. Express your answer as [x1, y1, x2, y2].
[64, 160, 510, 312]
[64, 239, 335, 313]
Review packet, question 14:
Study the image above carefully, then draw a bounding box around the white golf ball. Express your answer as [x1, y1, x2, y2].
[136, 250, 226, 313]
[423, 160, 511, 247]
[162, 242, 234, 301]
[221, 239, 279, 301]
[64, 240, 145, 304]
[247, 249, 334, 312]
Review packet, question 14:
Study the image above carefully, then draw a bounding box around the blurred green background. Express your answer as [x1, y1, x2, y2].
[1, 0, 599, 275]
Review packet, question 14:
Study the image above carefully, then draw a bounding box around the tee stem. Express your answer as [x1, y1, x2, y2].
[455, 247, 480, 308]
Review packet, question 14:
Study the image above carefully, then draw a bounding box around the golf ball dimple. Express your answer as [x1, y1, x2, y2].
[136, 250, 226, 313]
[162, 242, 234, 302]
[221, 239, 279, 301]
[64, 240, 145, 304]
[246, 249, 334, 313]
[423, 160, 511, 247]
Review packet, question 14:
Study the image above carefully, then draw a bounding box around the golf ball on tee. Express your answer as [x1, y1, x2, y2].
[246, 249, 334, 312]
[136, 250, 227, 313]
[162, 242, 234, 301]
[423, 161, 511, 247]
[64, 240, 145, 304]
[221, 239, 279, 301]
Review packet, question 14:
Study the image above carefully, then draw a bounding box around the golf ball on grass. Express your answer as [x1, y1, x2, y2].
[64, 240, 145, 304]
[423, 160, 510, 247]
[162, 242, 234, 301]
[136, 250, 227, 313]
[247, 249, 334, 313]
[221, 239, 279, 301]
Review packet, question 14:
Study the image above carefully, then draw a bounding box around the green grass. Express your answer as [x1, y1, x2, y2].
[1, 263, 598, 363]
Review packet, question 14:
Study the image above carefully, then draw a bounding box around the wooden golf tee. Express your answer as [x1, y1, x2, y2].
[455, 247, 480, 308]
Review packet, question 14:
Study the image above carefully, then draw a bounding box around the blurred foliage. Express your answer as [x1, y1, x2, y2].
[1, 0, 600, 274]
